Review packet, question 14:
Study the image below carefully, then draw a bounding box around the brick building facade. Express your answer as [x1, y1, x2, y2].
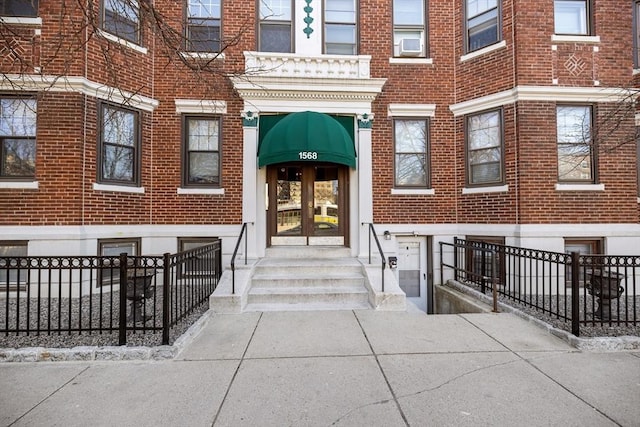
[1, 1, 639, 310]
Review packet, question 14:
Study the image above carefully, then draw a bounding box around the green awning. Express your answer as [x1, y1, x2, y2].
[258, 111, 356, 168]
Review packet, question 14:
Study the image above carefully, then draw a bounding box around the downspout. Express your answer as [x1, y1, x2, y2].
[511, 0, 519, 228]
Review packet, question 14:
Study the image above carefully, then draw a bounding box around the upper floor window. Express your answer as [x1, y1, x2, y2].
[554, 0, 591, 35]
[393, 0, 426, 57]
[556, 105, 594, 183]
[634, 0, 640, 67]
[1, 97, 36, 180]
[1, 0, 38, 16]
[183, 116, 221, 187]
[102, 0, 141, 45]
[465, 0, 500, 53]
[324, 0, 357, 55]
[466, 109, 503, 186]
[186, 0, 221, 52]
[394, 118, 430, 187]
[99, 104, 140, 186]
[259, 0, 292, 53]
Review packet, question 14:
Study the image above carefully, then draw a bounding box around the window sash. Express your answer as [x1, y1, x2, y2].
[394, 119, 429, 187]
[324, 0, 357, 54]
[1, 0, 38, 17]
[393, 0, 425, 57]
[100, 105, 139, 185]
[466, 110, 503, 185]
[554, 0, 588, 35]
[466, 0, 499, 52]
[0, 241, 28, 286]
[259, 22, 292, 52]
[103, 0, 141, 44]
[1, 138, 36, 178]
[184, 117, 221, 186]
[556, 105, 593, 183]
[260, 0, 292, 20]
[99, 239, 139, 287]
[187, 0, 221, 52]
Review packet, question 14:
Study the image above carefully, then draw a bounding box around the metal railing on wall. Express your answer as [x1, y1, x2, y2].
[440, 238, 639, 336]
[363, 223, 387, 292]
[0, 241, 222, 346]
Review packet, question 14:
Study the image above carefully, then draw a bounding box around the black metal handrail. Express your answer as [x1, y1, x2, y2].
[363, 223, 386, 292]
[230, 222, 251, 294]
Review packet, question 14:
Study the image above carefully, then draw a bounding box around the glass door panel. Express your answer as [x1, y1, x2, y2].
[276, 166, 303, 236]
[313, 166, 340, 236]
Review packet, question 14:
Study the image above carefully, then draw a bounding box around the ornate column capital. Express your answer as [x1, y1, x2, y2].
[357, 113, 374, 129]
[241, 110, 259, 127]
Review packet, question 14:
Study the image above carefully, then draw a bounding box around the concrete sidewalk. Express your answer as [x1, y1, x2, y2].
[1, 310, 639, 427]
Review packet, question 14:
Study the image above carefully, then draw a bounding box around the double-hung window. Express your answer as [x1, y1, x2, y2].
[554, 0, 591, 35]
[393, 0, 426, 57]
[186, 0, 221, 52]
[557, 105, 594, 183]
[183, 116, 221, 186]
[1, 97, 36, 180]
[102, 0, 141, 44]
[394, 119, 429, 187]
[324, 0, 357, 55]
[99, 104, 140, 186]
[466, 109, 503, 186]
[259, 0, 293, 53]
[465, 0, 500, 53]
[1, 0, 38, 16]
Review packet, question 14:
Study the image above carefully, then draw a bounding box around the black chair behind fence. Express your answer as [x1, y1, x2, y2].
[440, 238, 639, 336]
[0, 241, 222, 346]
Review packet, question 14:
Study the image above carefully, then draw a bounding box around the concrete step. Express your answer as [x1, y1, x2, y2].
[251, 273, 365, 289]
[253, 257, 364, 277]
[245, 286, 371, 311]
[265, 246, 352, 259]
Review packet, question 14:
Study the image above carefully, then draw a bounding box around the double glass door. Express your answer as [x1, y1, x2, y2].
[268, 164, 347, 245]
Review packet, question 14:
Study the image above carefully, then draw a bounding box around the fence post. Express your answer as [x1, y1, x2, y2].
[571, 251, 580, 337]
[439, 241, 443, 286]
[162, 252, 171, 345]
[491, 249, 499, 312]
[118, 252, 128, 346]
[480, 243, 486, 294]
[453, 237, 459, 282]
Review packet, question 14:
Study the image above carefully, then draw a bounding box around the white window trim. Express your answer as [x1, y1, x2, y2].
[391, 188, 435, 196]
[97, 29, 148, 54]
[555, 183, 605, 192]
[177, 188, 225, 195]
[462, 185, 509, 195]
[460, 40, 507, 63]
[0, 181, 39, 189]
[0, 17, 42, 25]
[551, 34, 600, 43]
[179, 52, 225, 61]
[389, 57, 433, 65]
[175, 99, 227, 114]
[388, 104, 436, 117]
[93, 183, 145, 194]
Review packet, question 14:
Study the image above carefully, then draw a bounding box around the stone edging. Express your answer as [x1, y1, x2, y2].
[445, 280, 640, 352]
[0, 310, 214, 363]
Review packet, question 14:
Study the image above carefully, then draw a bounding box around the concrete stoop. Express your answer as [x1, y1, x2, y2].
[210, 246, 406, 313]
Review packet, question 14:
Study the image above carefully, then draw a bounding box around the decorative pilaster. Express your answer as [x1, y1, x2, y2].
[241, 110, 258, 127]
[357, 113, 374, 129]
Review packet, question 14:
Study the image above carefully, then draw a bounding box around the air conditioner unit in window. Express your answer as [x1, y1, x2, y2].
[399, 38, 422, 56]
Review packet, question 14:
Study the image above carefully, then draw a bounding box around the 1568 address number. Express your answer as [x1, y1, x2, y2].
[298, 151, 318, 160]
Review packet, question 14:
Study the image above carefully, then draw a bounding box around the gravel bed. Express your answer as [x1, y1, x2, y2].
[0, 289, 210, 349]
[462, 281, 640, 337]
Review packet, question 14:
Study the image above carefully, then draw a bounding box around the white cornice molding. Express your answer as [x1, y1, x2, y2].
[1, 74, 159, 112]
[388, 104, 436, 117]
[175, 99, 227, 114]
[231, 75, 386, 113]
[450, 86, 638, 116]
[0, 17, 42, 26]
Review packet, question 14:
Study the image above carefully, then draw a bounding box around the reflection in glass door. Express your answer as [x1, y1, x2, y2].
[269, 164, 347, 245]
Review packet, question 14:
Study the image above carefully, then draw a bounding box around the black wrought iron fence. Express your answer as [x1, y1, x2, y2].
[0, 241, 222, 346]
[440, 238, 639, 336]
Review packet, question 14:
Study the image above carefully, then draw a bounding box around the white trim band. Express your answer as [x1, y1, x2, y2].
[0, 181, 39, 189]
[391, 188, 435, 196]
[460, 41, 507, 62]
[175, 100, 227, 114]
[462, 185, 509, 195]
[93, 183, 145, 194]
[0, 75, 159, 112]
[387, 104, 436, 117]
[555, 183, 605, 192]
[177, 188, 225, 195]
